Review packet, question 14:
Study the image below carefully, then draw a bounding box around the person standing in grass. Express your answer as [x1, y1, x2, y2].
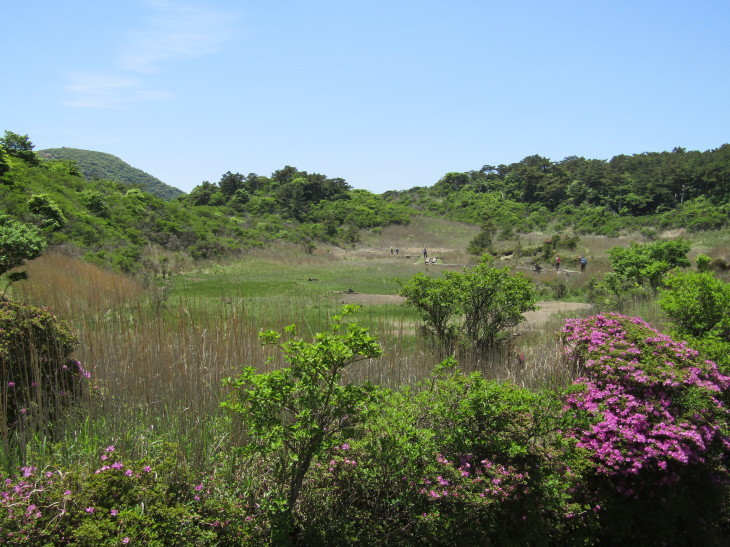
[555, 255, 561, 270]
[423, 248, 428, 259]
[580, 256, 587, 273]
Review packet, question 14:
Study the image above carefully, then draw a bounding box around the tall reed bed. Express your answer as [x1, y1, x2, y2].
[6, 250, 595, 470]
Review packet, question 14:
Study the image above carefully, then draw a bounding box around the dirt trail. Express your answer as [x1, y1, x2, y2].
[521, 301, 593, 327]
[337, 291, 592, 325]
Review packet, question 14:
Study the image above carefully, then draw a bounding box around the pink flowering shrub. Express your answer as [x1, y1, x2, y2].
[562, 314, 730, 543]
[562, 314, 729, 478]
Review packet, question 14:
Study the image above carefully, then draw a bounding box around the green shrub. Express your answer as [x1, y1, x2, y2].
[297, 360, 596, 545]
[0, 444, 258, 545]
[28, 193, 66, 230]
[608, 239, 691, 292]
[659, 271, 730, 339]
[0, 216, 46, 279]
[0, 301, 83, 441]
[659, 271, 730, 371]
[696, 253, 712, 272]
[221, 306, 382, 542]
[399, 258, 537, 350]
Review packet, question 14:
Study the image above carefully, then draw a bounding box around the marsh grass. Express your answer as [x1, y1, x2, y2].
[11, 251, 145, 315]
[3, 252, 448, 468]
[9, 228, 723, 469]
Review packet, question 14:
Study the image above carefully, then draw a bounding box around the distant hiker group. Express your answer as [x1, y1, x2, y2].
[387, 247, 433, 262]
[535, 255, 587, 274]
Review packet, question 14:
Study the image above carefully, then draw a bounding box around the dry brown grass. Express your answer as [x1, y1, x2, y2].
[358, 217, 480, 265]
[13, 252, 581, 429]
[9, 254, 276, 461]
[12, 252, 144, 315]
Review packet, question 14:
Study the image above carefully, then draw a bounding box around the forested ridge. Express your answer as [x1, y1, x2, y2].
[1, 129, 729, 273]
[385, 144, 730, 236]
[37, 147, 184, 200]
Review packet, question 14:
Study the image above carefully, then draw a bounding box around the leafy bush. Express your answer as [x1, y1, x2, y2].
[696, 253, 712, 271]
[586, 271, 646, 312]
[659, 272, 730, 339]
[608, 239, 691, 292]
[659, 271, 730, 371]
[28, 193, 66, 230]
[398, 272, 461, 342]
[0, 301, 84, 440]
[80, 190, 110, 218]
[466, 228, 494, 255]
[0, 217, 46, 279]
[221, 306, 381, 542]
[399, 258, 537, 350]
[297, 360, 596, 545]
[0, 444, 257, 545]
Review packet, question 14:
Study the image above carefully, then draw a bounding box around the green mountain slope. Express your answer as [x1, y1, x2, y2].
[0, 143, 414, 274]
[37, 148, 184, 200]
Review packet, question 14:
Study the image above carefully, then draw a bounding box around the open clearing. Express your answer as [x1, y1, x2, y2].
[338, 290, 592, 326]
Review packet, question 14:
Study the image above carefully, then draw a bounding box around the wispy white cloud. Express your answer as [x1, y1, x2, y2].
[64, 73, 172, 109]
[66, 1, 235, 108]
[119, 1, 234, 73]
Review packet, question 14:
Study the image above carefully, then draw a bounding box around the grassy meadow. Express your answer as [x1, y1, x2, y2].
[10, 223, 727, 471]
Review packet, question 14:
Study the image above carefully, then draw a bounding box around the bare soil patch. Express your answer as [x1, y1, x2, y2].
[337, 291, 592, 324]
[522, 301, 593, 328]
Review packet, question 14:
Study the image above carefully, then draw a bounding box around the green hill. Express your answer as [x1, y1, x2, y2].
[37, 148, 184, 200]
[1, 134, 413, 274]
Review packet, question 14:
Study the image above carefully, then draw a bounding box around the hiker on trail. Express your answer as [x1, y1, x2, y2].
[555, 256, 561, 270]
[580, 256, 587, 273]
[423, 248, 428, 259]
[390, 247, 394, 255]
[395, 248, 399, 256]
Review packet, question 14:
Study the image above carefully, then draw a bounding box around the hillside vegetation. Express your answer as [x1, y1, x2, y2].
[2, 129, 730, 276]
[37, 147, 184, 200]
[0, 131, 412, 273]
[385, 145, 730, 238]
[38, 147, 185, 199]
[1, 129, 730, 543]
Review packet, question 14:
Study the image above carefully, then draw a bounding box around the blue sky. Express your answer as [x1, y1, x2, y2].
[3, 1, 729, 194]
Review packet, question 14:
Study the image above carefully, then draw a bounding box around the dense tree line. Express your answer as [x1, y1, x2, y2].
[440, 146, 730, 212]
[3, 128, 730, 275]
[388, 144, 730, 235]
[186, 166, 410, 229]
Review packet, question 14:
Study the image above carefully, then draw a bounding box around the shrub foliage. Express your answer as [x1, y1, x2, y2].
[0, 301, 84, 442]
